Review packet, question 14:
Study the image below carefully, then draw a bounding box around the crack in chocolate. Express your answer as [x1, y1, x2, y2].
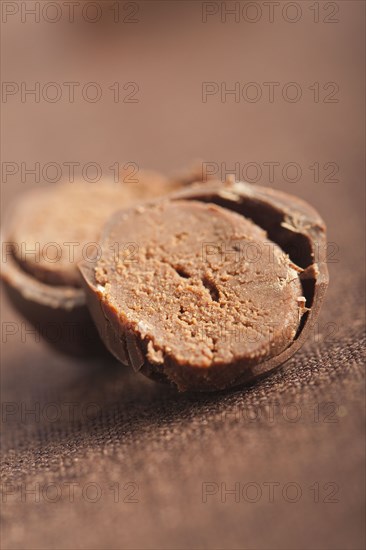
[201, 275, 220, 303]
[174, 266, 191, 279]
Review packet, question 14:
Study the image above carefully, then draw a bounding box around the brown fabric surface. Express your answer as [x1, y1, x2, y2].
[1, 2, 365, 549]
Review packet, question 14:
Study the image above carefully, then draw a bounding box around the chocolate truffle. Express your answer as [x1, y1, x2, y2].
[80, 180, 327, 391]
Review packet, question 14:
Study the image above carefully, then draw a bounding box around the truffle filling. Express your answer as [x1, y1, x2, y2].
[94, 200, 304, 368]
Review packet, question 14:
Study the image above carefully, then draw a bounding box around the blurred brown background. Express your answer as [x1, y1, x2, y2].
[1, 1, 365, 549]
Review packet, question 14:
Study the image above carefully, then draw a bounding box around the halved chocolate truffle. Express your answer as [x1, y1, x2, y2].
[80, 181, 328, 390]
